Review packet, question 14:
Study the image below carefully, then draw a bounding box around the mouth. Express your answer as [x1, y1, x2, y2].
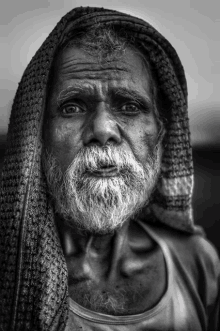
[88, 165, 119, 177]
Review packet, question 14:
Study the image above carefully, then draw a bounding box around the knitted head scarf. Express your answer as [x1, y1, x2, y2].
[0, 6, 199, 330]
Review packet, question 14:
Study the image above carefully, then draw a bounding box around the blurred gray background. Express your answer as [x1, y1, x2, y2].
[0, 0, 219, 252]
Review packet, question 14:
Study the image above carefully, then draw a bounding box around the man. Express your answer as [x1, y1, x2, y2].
[0, 6, 219, 331]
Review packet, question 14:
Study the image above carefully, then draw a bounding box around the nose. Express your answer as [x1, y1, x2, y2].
[83, 105, 121, 146]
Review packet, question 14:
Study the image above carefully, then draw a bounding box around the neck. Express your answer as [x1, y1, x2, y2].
[55, 215, 131, 258]
[54, 212, 166, 315]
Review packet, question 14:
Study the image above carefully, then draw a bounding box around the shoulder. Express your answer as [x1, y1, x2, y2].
[148, 223, 220, 308]
[161, 225, 219, 274]
[153, 224, 220, 278]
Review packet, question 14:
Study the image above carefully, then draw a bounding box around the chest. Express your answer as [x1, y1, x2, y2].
[67, 244, 166, 315]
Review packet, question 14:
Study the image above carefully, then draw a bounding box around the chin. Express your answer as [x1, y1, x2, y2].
[58, 194, 147, 236]
[61, 210, 130, 235]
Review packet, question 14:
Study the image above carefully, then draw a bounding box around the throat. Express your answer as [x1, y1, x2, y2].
[65, 222, 166, 315]
[56, 216, 166, 315]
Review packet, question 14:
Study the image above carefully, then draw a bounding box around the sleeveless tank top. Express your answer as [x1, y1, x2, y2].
[65, 223, 204, 330]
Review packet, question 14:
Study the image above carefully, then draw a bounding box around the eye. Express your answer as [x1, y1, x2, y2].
[120, 103, 141, 115]
[60, 103, 85, 115]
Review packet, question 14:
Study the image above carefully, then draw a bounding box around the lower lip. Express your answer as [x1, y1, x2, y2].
[88, 167, 119, 177]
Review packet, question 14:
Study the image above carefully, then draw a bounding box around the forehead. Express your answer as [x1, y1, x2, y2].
[48, 46, 156, 103]
[50, 45, 152, 98]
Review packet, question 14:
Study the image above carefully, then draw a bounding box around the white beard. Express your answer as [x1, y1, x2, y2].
[43, 145, 161, 234]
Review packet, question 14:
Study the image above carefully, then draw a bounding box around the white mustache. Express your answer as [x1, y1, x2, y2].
[65, 145, 151, 177]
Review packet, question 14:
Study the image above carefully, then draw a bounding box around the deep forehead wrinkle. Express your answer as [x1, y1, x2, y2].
[60, 58, 132, 73]
[59, 65, 130, 80]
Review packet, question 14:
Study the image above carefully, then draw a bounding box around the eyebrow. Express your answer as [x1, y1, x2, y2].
[57, 84, 95, 105]
[56, 83, 153, 108]
[114, 87, 152, 107]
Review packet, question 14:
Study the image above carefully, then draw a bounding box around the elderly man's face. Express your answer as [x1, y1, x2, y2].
[43, 45, 161, 233]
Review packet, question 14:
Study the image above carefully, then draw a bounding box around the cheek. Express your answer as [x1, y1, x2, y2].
[45, 120, 83, 172]
[124, 117, 158, 164]
[141, 132, 158, 159]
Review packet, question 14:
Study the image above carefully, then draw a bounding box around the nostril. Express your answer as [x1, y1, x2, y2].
[84, 133, 121, 147]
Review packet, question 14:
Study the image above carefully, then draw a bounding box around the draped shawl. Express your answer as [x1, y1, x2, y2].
[0, 6, 199, 330]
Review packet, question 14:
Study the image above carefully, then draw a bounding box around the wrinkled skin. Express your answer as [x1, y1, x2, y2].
[45, 46, 159, 172]
[44, 46, 166, 315]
